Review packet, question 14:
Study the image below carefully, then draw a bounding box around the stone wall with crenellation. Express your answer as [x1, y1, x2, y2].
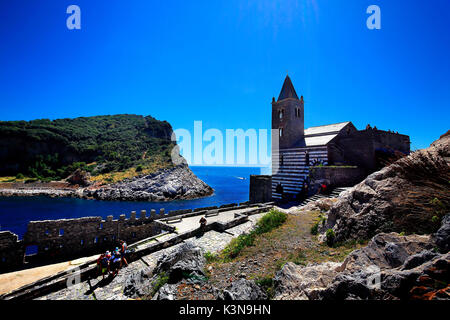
[0, 201, 260, 273]
[23, 211, 166, 262]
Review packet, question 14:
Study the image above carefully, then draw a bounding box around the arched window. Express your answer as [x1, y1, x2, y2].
[279, 128, 283, 137]
[279, 109, 284, 119]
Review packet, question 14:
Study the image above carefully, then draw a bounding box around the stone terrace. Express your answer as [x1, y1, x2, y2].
[38, 212, 265, 300]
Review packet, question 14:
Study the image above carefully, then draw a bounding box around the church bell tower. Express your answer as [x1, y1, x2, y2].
[272, 75, 304, 150]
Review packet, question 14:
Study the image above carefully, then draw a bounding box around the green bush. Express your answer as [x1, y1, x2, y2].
[326, 229, 335, 247]
[222, 210, 287, 259]
[431, 215, 440, 224]
[204, 251, 218, 263]
[254, 209, 287, 235]
[151, 272, 169, 296]
[222, 233, 256, 259]
[310, 222, 319, 235]
[255, 277, 275, 299]
[15, 173, 24, 179]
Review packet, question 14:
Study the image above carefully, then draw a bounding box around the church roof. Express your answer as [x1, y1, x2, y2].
[304, 122, 351, 136]
[277, 75, 299, 101]
[304, 134, 339, 147]
[303, 122, 352, 147]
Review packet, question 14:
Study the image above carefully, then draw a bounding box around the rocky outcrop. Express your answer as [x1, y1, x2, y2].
[154, 283, 178, 300]
[153, 242, 207, 283]
[274, 262, 341, 300]
[432, 214, 450, 252]
[323, 132, 450, 243]
[85, 164, 213, 202]
[219, 279, 267, 300]
[274, 215, 450, 300]
[1, 164, 213, 202]
[152, 243, 208, 300]
[123, 268, 154, 299]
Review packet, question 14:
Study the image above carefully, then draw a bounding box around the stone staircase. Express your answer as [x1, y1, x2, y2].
[298, 187, 350, 207]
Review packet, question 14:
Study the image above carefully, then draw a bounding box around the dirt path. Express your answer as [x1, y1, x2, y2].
[172, 209, 366, 300]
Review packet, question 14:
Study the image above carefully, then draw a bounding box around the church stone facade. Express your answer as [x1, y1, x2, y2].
[250, 75, 410, 203]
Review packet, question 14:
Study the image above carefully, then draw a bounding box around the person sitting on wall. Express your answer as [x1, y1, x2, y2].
[119, 240, 129, 267]
[199, 216, 207, 232]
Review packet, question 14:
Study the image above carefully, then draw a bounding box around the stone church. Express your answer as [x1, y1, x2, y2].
[250, 75, 410, 203]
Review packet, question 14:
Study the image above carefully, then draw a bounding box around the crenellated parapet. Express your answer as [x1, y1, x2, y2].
[0, 201, 255, 273]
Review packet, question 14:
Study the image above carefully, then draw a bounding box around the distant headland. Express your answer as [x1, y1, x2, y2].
[0, 114, 213, 201]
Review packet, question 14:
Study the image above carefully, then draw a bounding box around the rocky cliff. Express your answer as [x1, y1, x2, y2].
[274, 214, 449, 300]
[0, 114, 174, 180]
[0, 114, 214, 202]
[323, 131, 449, 243]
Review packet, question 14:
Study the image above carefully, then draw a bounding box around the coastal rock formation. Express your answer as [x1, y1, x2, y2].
[274, 215, 450, 300]
[0, 114, 213, 202]
[0, 164, 214, 202]
[86, 164, 213, 202]
[324, 131, 450, 243]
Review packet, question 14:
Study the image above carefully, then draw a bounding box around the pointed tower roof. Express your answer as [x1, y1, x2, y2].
[277, 75, 299, 101]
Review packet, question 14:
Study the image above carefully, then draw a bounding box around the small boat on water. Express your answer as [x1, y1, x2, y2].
[236, 176, 246, 180]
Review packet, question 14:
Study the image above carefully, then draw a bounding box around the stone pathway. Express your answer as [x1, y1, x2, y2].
[38, 213, 264, 300]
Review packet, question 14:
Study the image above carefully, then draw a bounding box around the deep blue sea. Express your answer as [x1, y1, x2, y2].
[0, 166, 261, 240]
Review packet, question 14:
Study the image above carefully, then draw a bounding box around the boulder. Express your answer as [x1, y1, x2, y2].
[66, 169, 91, 186]
[153, 242, 206, 283]
[219, 279, 267, 300]
[432, 214, 450, 253]
[274, 262, 341, 300]
[338, 233, 433, 273]
[153, 283, 178, 300]
[123, 268, 153, 298]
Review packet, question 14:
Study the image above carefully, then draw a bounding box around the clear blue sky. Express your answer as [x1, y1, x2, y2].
[0, 0, 449, 154]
